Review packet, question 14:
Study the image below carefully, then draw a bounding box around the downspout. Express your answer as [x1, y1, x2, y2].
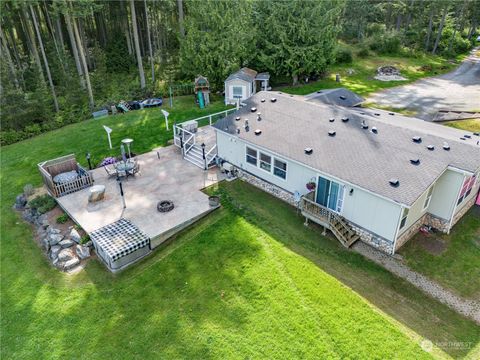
[391, 205, 405, 255]
[447, 174, 467, 234]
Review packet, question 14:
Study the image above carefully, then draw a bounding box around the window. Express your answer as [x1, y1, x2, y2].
[273, 159, 287, 179]
[400, 208, 409, 229]
[423, 186, 434, 210]
[259, 153, 272, 172]
[246, 147, 257, 165]
[457, 175, 477, 205]
[233, 86, 243, 99]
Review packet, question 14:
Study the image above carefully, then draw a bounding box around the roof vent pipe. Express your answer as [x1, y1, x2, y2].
[329, 118, 335, 122]
[410, 158, 420, 165]
[254, 129, 262, 136]
[328, 130, 336, 137]
[235, 116, 241, 121]
[427, 145, 434, 151]
[341, 117, 349, 122]
[250, 107, 257, 112]
[270, 98, 277, 103]
[389, 179, 400, 187]
[412, 136, 422, 143]
[304, 148, 313, 155]
[371, 127, 378, 134]
[443, 143, 450, 151]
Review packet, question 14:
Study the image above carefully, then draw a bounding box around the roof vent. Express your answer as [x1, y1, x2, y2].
[474, 132, 479, 136]
[464, 134, 471, 139]
[410, 158, 420, 165]
[257, 113, 262, 121]
[316, 90, 322, 93]
[341, 117, 349, 122]
[360, 112, 366, 115]
[245, 125, 250, 132]
[339, 95, 346, 100]
[270, 98, 277, 103]
[460, 137, 466, 141]
[371, 127, 378, 134]
[412, 136, 422, 143]
[261, 99, 265, 103]
[304, 147, 313, 155]
[443, 143, 450, 150]
[389, 112, 395, 115]
[374, 113, 380, 116]
[389, 178, 400, 187]
[235, 116, 241, 121]
[427, 145, 434, 151]
[254, 129, 262, 136]
[236, 128, 240, 134]
[328, 130, 336, 137]
[361, 120, 368, 129]
[250, 107, 257, 112]
[329, 118, 335, 122]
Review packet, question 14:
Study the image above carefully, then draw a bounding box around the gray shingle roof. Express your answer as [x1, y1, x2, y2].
[305, 88, 365, 107]
[214, 91, 480, 206]
[225, 67, 258, 83]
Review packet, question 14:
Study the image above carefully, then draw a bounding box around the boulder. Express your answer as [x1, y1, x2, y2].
[14, 194, 28, 209]
[22, 209, 36, 223]
[88, 185, 106, 203]
[70, 228, 81, 244]
[59, 239, 75, 248]
[49, 245, 62, 260]
[63, 257, 80, 271]
[85, 240, 93, 248]
[75, 245, 90, 260]
[58, 248, 75, 262]
[47, 227, 61, 235]
[48, 233, 63, 246]
[41, 238, 51, 251]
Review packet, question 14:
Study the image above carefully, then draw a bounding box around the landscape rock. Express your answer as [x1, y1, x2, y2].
[63, 257, 80, 271]
[22, 209, 36, 223]
[59, 239, 75, 248]
[75, 245, 90, 260]
[70, 228, 81, 243]
[41, 238, 51, 251]
[58, 248, 75, 262]
[85, 240, 93, 248]
[47, 227, 61, 235]
[49, 245, 62, 260]
[48, 233, 63, 246]
[14, 194, 28, 209]
[88, 185, 106, 203]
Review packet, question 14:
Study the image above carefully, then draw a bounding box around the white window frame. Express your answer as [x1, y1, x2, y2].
[399, 208, 409, 230]
[423, 186, 434, 210]
[336, 185, 345, 213]
[246, 147, 257, 166]
[259, 152, 272, 173]
[273, 158, 287, 180]
[232, 86, 243, 99]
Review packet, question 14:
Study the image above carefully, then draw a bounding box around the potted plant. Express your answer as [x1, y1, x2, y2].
[306, 181, 316, 191]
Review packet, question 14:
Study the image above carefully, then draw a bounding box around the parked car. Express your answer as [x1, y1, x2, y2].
[141, 98, 163, 108]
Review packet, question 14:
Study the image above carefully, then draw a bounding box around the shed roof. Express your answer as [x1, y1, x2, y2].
[214, 91, 480, 206]
[225, 67, 258, 83]
[305, 88, 365, 107]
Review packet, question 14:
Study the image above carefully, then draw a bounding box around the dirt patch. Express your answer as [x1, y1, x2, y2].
[415, 235, 448, 256]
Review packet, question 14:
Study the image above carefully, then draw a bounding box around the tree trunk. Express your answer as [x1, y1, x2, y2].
[292, 74, 299, 86]
[130, 0, 146, 89]
[144, 0, 155, 83]
[448, 0, 466, 53]
[65, 12, 85, 88]
[177, 0, 185, 37]
[30, 5, 59, 112]
[0, 27, 20, 89]
[432, 6, 448, 55]
[395, 14, 402, 31]
[425, 8, 434, 51]
[56, 16, 65, 50]
[72, 16, 94, 110]
[22, 7, 45, 83]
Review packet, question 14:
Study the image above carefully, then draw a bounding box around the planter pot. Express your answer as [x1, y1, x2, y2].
[208, 196, 220, 207]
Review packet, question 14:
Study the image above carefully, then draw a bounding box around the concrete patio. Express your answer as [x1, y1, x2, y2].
[57, 143, 224, 249]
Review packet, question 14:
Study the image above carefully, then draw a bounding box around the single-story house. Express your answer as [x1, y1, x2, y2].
[224, 67, 270, 105]
[213, 91, 480, 254]
[305, 88, 365, 107]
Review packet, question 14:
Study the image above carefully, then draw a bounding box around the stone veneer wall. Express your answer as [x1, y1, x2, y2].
[239, 171, 296, 206]
[451, 193, 477, 228]
[348, 223, 395, 254]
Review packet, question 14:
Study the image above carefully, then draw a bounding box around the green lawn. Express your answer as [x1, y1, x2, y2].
[278, 52, 462, 97]
[444, 119, 480, 133]
[399, 206, 480, 300]
[1, 97, 480, 359]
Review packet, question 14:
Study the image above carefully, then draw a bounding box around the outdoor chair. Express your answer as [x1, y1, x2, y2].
[104, 165, 117, 178]
[128, 161, 140, 176]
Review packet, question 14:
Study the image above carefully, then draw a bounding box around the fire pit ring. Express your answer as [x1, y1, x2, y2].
[157, 200, 174, 213]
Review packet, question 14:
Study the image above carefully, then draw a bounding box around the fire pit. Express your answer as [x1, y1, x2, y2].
[157, 200, 174, 213]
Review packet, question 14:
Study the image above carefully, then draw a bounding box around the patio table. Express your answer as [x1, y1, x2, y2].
[53, 170, 78, 184]
[115, 161, 135, 176]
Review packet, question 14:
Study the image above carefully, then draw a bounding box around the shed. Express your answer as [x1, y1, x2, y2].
[91, 218, 151, 272]
[224, 67, 270, 105]
[305, 88, 365, 107]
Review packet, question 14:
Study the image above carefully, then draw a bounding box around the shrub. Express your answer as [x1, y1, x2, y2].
[335, 47, 353, 64]
[357, 47, 370, 58]
[29, 194, 56, 214]
[56, 213, 69, 224]
[23, 184, 34, 196]
[369, 32, 401, 54]
[80, 235, 90, 245]
[99, 157, 116, 167]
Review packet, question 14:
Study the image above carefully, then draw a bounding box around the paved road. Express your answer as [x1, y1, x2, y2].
[368, 49, 480, 120]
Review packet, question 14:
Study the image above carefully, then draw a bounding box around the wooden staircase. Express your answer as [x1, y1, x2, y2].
[300, 192, 359, 248]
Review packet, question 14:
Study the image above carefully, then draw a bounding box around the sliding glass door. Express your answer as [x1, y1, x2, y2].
[316, 176, 344, 213]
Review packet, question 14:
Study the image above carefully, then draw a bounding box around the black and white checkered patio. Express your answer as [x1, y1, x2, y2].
[90, 218, 150, 262]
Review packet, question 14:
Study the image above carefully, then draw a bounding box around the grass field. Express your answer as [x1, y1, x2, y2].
[399, 206, 480, 300]
[2, 93, 480, 358]
[444, 119, 480, 133]
[278, 52, 462, 97]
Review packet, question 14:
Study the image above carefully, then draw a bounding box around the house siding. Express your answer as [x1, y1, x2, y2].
[428, 169, 464, 220]
[224, 79, 252, 104]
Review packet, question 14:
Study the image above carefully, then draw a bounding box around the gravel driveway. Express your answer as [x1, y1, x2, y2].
[367, 49, 480, 120]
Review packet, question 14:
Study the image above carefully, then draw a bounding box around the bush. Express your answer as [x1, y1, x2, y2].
[56, 213, 69, 224]
[369, 32, 401, 54]
[80, 235, 90, 245]
[357, 47, 370, 58]
[29, 194, 56, 214]
[335, 47, 353, 64]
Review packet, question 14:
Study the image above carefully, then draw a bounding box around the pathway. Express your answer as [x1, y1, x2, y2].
[353, 242, 480, 324]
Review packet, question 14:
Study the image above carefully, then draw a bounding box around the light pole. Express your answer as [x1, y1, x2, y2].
[161, 109, 170, 131]
[117, 175, 126, 209]
[86, 152, 92, 170]
[201, 143, 206, 170]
